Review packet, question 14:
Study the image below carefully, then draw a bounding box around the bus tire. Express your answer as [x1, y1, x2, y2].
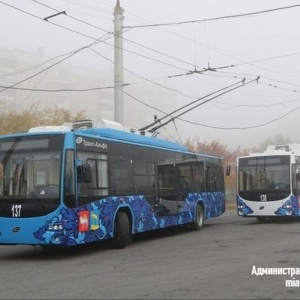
[191, 204, 204, 231]
[110, 211, 131, 249]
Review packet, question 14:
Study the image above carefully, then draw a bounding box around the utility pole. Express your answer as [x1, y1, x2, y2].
[113, 0, 124, 125]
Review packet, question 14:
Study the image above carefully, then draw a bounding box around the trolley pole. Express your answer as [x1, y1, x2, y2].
[113, 0, 124, 125]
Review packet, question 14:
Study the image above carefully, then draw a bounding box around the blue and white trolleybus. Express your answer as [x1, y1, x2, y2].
[0, 119, 226, 248]
[237, 144, 300, 221]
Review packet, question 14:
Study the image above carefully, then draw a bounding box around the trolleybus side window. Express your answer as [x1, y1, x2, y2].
[158, 163, 177, 198]
[77, 151, 109, 203]
[178, 163, 192, 193]
[110, 155, 133, 195]
[133, 161, 155, 195]
[205, 159, 225, 193]
[86, 156, 109, 196]
[192, 163, 205, 192]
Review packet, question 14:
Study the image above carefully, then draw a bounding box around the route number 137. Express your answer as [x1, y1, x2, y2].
[11, 205, 22, 217]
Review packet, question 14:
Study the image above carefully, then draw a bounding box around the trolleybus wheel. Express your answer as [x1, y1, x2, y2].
[191, 204, 204, 231]
[110, 211, 131, 249]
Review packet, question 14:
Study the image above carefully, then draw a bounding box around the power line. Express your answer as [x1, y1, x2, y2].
[0, 1, 107, 40]
[139, 79, 245, 132]
[147, 77, 259, 133]
[179, 104, 300, 130]
[32, 0, 113, 34]
[0, 85, 114, 92]
[4, 0, 299, 95]
[137, 77, 259, 133]
[123, 4, 300, 29]
[2, 0, 300, 136]
[44, 10, 66, 21]
[0, 38, 104, 93]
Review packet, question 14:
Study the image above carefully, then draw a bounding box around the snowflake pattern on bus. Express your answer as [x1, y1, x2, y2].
[33, 192, 225, 246]
[237, 197, 253, 215]
[274, 196, 300, 216]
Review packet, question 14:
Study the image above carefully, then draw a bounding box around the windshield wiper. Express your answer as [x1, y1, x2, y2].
[1, 178, 45, 210]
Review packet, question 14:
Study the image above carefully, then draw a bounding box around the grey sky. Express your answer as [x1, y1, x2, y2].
[1, 0, 300, 149]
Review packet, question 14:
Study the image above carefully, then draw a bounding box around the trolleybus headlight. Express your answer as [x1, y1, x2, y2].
[282, 204, 292, 209]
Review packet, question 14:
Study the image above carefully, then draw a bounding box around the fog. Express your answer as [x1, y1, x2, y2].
[1, 0, 300, 149]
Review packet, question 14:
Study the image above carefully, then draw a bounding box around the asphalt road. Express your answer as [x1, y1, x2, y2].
[0, 209, 299, 299]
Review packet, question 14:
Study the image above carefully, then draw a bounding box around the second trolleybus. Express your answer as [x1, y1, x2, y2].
[237, 144, 300, 221]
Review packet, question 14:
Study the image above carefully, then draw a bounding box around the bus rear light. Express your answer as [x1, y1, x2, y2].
[298, 196, 300, 208]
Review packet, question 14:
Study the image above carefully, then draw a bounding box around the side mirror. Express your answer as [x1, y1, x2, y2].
[82, 164, 92, 183]
[77, 164, 92, 183]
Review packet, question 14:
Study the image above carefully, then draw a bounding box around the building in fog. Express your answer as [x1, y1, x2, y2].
[0, 47, 178, 134]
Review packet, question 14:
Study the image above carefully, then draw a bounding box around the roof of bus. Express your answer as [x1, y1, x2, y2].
[77, 127, 188, 151]
[2, 126, 221, 158]
[78, 128, 222, 159]
[237, 151, 300, 160]
[3, 126, 187, 152]
[238, 144, 300, 159]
